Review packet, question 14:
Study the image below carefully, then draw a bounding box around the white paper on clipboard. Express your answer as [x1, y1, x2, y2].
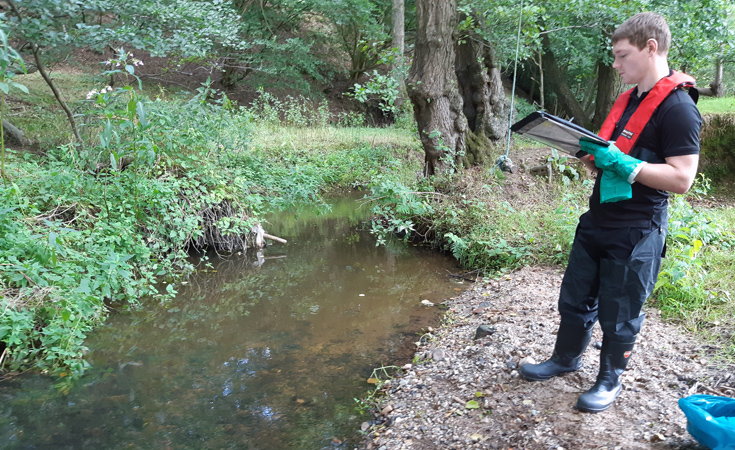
[510, 111, 608, 157]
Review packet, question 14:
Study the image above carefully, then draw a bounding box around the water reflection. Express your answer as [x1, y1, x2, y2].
[0, 195, 464, 449]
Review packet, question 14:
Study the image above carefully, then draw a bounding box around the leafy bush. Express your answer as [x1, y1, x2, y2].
[654, 174, 733, 324]
[366, 170, 592, 273]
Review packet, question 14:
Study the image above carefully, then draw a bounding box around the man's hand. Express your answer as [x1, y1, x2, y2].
[578, 138, 644, 203]
[578, 154, 598, 177]
[579, 138, 647, 183]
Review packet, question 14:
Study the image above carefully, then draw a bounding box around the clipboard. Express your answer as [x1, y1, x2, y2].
[510, 111, 608, 157]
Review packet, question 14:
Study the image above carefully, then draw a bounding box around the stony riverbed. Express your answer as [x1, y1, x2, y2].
[360, 266, 733, 450]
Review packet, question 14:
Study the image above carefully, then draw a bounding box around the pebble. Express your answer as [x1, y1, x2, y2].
[431, 349, 446, 361]
[474, 324, 496, 339]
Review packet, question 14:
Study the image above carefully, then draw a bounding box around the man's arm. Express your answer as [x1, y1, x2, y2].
[632, 154, 699, 194]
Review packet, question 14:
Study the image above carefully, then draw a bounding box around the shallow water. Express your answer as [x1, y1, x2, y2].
[0, 194, 465, 449]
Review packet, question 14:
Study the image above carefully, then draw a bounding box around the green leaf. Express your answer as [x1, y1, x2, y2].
[61, 309, 75, 322]
[76, 278, 91, 295]
[136, 101, 148, 129]
[0, 82, 9, 94]
[465, 400, 480, 409]
[125, 64, 135, 75]
[10, 82, 28, 93]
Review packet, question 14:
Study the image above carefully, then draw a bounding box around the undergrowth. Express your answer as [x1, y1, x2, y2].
[366, 164, 592, 274]
[653, 174, 735, 356]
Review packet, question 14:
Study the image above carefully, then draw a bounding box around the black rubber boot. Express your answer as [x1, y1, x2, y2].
[576, 338, 636, 412]
[519, 323, 593, 381]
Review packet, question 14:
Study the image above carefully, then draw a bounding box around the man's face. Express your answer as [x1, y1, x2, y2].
[612, 38, 651, 85]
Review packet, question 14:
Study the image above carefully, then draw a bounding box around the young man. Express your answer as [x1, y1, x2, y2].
[519, 12, 702, 413]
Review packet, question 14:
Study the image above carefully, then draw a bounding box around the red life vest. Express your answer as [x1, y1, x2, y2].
[598, 71, 696, 154]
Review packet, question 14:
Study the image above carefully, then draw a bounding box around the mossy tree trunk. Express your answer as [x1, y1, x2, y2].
[407, 0, 467, 176]
[455, 31, 508, 167]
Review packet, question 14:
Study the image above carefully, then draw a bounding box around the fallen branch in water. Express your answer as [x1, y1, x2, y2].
[263, 233, 287, 244]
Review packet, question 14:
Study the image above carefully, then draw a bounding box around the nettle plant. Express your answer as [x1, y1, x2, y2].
[86, 48, 152, 172]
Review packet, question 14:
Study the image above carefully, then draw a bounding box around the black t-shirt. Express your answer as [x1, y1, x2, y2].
[588, 84, 702, 228]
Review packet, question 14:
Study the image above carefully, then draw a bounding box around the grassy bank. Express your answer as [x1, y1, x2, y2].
[0, 67, 423, 382]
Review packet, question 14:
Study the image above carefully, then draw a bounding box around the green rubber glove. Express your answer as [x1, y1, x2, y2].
[578, 138, 646, 204]
[579, 138, 647, 183]
[598, 169, 633, 203]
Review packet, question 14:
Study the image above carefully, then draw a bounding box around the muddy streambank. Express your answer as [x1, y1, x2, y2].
[361, 266, 732, 450]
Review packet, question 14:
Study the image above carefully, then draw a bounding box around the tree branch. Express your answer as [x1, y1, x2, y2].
[6, 0, 85, 148]
[30, 44, 85, 148]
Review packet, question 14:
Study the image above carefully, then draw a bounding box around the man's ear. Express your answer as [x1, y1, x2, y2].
[647, 38, 658, 55]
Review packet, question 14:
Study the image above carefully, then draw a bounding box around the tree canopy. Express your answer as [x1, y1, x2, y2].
[1, 0, 732, 148]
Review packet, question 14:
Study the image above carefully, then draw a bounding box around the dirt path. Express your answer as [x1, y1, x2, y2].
[361, 266, 732, 450]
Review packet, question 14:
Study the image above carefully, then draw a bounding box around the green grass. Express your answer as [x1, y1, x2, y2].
[249, 124, 421, 153]
[697, 96, 735, 115]
[679, 205, 735, 338]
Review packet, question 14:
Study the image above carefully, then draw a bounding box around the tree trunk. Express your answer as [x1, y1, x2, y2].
[407, 0, 466, 176]
[541, 34, 591, 129]
[455, 33, 508, 167]
[391, 0, 405, 58]
[713, 57, 723, 97]
[391, 0, 406, 109]
[699, 57, 724, 97]
[537, 51, 544, 109]
[592, 61, 620, 130]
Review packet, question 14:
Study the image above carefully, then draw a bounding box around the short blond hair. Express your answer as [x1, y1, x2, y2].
[612, 12, 671, 54]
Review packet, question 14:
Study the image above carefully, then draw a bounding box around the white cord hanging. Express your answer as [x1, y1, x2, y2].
[495, 0, 525, 173]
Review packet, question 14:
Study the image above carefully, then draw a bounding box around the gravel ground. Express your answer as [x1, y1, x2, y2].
[360, 266, 734, 450]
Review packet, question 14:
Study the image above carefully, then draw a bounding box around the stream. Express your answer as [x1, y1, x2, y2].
[0, 194, 465, 449]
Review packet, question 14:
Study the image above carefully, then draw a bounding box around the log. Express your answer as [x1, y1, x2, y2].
[2, 119, 31, 146]
[263, 233, 287, 244]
